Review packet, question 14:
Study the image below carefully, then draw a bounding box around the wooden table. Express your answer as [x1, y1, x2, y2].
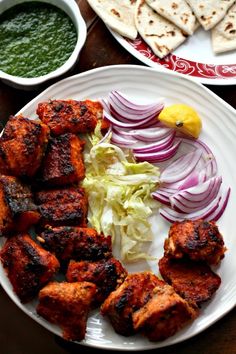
[0, 1, 235, 353]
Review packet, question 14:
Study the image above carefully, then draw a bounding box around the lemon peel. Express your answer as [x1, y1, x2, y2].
[158, 104, 202, 139]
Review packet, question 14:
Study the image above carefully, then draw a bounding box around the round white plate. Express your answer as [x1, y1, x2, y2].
[0, 65, 236, 351]
[109, 27, 236, 85]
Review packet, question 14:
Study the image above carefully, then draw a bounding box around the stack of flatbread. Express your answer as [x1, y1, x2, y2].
[86, 0, 236, 58]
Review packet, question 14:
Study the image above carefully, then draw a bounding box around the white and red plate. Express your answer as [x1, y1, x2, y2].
[110, 26, 236, 85]
[0, 66, 236, 351]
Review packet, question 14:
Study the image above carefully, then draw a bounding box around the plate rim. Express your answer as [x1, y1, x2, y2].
[1, 64, 236, 351]
[109, 29, 236, 86]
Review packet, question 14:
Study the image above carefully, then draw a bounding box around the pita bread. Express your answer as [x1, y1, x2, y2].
[212, 3, 236, 53]
[86, 0, 138, 40]
[145, 0, 197, 35]
[186, 0, 235, 30]
[135, 0, 187, 58]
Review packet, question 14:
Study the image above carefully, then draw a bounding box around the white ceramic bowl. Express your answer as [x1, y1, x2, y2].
[0, 0, 87, 90]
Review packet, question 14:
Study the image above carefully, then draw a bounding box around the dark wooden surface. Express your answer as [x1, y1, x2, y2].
[0, 1, 236, 353]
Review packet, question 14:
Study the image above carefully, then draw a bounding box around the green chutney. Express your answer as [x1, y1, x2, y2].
[0, 2, 77, 78]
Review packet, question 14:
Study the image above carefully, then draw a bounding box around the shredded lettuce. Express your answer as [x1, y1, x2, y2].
[83, 140, 160, 262]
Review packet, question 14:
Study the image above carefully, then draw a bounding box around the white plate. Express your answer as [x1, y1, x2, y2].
[0, 65, 236, 351]
[109, 27, 236, 85]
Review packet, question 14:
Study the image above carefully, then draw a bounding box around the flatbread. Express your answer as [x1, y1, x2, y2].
[86, 0, 138, 40]
[212, 3, 236, 53]
[145, 0, 197, 35]
[186, 0, 235, 30]
[135, 0, 187, 58]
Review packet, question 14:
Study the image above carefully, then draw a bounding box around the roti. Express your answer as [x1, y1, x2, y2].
[135, 0, 187, 59]
[86, 0, 138, 40]
[145, 0, 197, 35]
[212, 3, 236, 53]
[186, 0, 235, 30]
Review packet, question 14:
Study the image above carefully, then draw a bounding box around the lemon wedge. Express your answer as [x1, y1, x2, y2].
[158, 104, 202, 139]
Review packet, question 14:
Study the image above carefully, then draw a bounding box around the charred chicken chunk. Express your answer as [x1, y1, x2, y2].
[0, 233, 59, 303]
[35, 187, 88, 227]
[36, 99, 107, 136]
[0, 115, 49, 177]
[66, 258, 127, 304]
[39, 133, 85, 186]
[164, 220, 226, 265]
[133, 282, 198, 341]
[100, 272, 162, 336]
[37, 281, 96, 341]
[37, 226, 112, 263]
[159, 255, 221, 307]
[0, 175, 40, 235]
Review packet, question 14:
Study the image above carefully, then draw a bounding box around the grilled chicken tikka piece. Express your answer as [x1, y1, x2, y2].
[159, 255, 221, 307]
[37, 281, 96, 341]
[36, 99, 108, 136]
[0, 115, 49, 177]
[0, 175, 40, 235]
[133, 281, 198, 341]
[37, 225, 112, 263]
[0, 233, 59, 303]
[66, 258, 127, 304]
[100, 272, 163, 336]
[35, 186, 88, 227]
[164, 220, 226, 265]
[39, 133, 85, 186]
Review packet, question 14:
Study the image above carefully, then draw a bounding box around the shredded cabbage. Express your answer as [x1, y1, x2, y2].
[83, 137, 160, 262]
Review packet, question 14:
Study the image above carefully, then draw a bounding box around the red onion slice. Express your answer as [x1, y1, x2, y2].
[103, 108, 156, 129]
[98, 124, 112, 144]
[177, 137, 218, 180]
[110, 90, 164, 113]
[161, 150, 203, 184]
[126, 127, 174, 142]
[159, 187, 230, 222]
[169, 176, 222, 213]
[111, 130, 137, 147]
[134, 141, 181, 163]
[133, 131, 176, 153]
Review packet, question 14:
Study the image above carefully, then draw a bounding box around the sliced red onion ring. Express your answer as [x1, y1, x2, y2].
[110, 91, 164, 114]
[177, 137, 217, 180]
[133, 131, 176, 154]
[103, 108, 156, 129]
[177, 168, 208, 190]
[111, 130, 137, 147]
[159, 187, 230, 222]
[134, 141, 181, 163]
[109, 99, 162, 121]
[206, 188, 231, 221]
[98, 124, 112, 144]
[127, 127, 174, 142]
[160, 150, 203, 184]
[169, 176, 222, 213]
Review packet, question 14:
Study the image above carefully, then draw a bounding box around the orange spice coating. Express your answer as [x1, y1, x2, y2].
[66, 258, 127, 304]
[164, 220, 226, 265]
[0, 233, 59, 303]
[39, 133, 85, 186]
[0, 175, 40, 235]
[37, 281, 96, 341]
[35, 186, 88, 227]
[36, 99, 109, 136]
[0, 115, 49, 178]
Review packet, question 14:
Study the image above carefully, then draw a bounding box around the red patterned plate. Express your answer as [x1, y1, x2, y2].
[109, 26, 236, 85]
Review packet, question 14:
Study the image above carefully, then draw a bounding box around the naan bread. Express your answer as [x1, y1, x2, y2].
[212, 3, 236, 53]
[86, 0, 138, 40]
[186, 0, 235, 30]
[135, 0, 187, 58]
[145, 0, 197, 35]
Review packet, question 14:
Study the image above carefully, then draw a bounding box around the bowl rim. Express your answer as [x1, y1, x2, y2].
[0, 0, 87, 87]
